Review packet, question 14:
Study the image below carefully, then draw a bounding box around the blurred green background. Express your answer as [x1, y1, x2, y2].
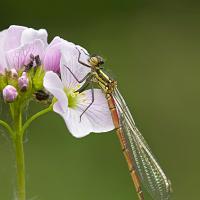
[0, 0, 200, 199]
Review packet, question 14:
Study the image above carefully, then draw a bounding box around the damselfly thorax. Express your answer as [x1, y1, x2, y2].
[64, 47, 172, 200]
[87, 55, 117, 94]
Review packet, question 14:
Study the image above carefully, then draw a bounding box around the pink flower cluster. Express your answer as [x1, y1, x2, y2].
[0, 25, 70, 73]
[0, 25, 114, 138]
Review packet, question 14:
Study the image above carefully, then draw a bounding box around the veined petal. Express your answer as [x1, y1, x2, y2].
[21, 28, 48, 47]
[43, 71, 68, 114]
[48, 36, 67, 48]
[44, 44, 61, 73]
[0, 29, 7, 72]
[44, 37, 66, 72]
[4, 25, 26, 51]
[0, 49, 6, 73]
[60, 43, 91, 90]
[44, 71, 64, 90]
[6, 39, 45, 70]
[61, 109, 93, 138]
[0, 29, 7, 46]
[53, 101, 69, 117]
[63, 89, 114, 138]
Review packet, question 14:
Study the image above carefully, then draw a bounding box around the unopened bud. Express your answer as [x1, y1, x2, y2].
[10, 69, 18, 78]
[6, 69, 18, 87]
[3, 85, 18, 103]
[18, 72, 29, 92]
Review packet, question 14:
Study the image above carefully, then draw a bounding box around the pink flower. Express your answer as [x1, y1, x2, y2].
[0, 25, 47, 72]
[44, 43, 114, 137]
[0, 26, 74, 74]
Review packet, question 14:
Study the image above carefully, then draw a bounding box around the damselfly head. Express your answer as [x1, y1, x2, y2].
[89, 55, 104, 68]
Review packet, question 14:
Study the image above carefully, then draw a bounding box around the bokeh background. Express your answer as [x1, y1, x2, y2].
[0, 0, 200, 199]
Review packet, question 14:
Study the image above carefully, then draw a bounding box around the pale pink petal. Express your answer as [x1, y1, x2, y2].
[4, 25, 26, 51]
[63, 89, 114, 138]
[0, 29, 7, 46]
[61, 109, 93, 138]
[6, 39, 45, 70]
[43, 37, 65, 72]
[60, 44, 91, 90]
[44, 71, 63, 90]
[53, 101, 70, 116]
[43, 71, 68, 114]
[21, 28, 48, 47]
[48, 36, 66, 48]
[0, 48, 6, 73]
[44, 44, 61, 72]
[0, 29, 7, 72]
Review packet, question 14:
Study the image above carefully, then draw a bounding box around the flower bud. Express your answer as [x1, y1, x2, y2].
[3, 85, 18, 103]
[6, 68, 18, 87]
[10, 69, 18, 78]
[18, 72, 29, 92]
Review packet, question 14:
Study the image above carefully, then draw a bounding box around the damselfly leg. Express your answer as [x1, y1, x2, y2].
[65, 47, 171, 199]
[64, 65, 91, 83]
[79, 83, 94, 121]
[75, 47, 92, 68]
[64, 64, 95, 121]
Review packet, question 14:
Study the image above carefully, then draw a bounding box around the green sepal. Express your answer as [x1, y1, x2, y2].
[0, 74, 7, 91]
[32, 66, 45, 90]
[6, 70, 18, 88]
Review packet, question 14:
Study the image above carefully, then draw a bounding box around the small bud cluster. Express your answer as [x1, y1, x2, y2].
[0, 55, 46, 103]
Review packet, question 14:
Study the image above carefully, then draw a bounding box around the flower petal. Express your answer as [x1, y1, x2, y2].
[62, 89, 114, 138]
[4, 25, 27, 51]
[43, 71, 68, 114]
[0, 29, 7, 46]
[21, 28, 48, 47]
[60, 109, 93, 138]
[44, 37, 65, 72]
[0, 29, 7, 72]
[60, 43, 91, 90]
[48, 36, 65, 47]
[6, 39, 45, 70]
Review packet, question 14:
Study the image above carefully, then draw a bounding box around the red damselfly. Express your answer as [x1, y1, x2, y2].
[64, 47, 172, 200]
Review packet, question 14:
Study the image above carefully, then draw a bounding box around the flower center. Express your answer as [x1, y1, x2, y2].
[64, 88, 79, 108]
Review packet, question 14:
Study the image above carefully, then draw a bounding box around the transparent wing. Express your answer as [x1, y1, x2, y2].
[113, 88, 172, 200]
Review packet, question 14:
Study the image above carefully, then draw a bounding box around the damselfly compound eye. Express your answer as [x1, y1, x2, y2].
[89, 55, 104, 66]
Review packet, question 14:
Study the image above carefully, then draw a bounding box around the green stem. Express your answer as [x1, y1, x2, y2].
[21, 105, 53, 136]
[0, 120, 14, 139]
[13, 108, 25, 200]
[9, 103, 53, 200]
[14, 134, 25, 200]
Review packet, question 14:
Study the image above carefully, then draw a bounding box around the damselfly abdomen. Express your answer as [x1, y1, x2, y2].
[65, 47, 172, 200]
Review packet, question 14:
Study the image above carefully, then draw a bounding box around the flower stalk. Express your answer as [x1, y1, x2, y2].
[0, 103, 53, 200]
[14, 134, 25, 200]
[12, 105, 25, 200]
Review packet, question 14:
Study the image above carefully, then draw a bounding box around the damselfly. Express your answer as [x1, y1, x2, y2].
[64, 47, 172, 200]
